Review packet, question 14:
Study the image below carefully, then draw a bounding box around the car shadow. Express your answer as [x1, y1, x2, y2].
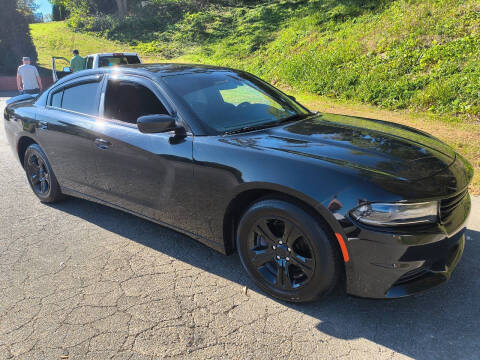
[49, 197, 480, 360]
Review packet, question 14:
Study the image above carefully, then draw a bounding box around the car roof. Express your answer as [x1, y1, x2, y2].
[55, 63, 239, 87]
[116, 63, 237, 76]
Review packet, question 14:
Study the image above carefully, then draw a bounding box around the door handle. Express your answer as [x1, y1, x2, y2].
[94, 138, 111, 150]
[39, 121, 48, 130]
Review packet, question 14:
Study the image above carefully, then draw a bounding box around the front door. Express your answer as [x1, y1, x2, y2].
[88, 75, 196, 231]
[51, 56, 71, 82]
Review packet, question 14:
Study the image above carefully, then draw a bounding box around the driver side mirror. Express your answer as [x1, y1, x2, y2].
[63, 67, 71, 73]
[137, 114, 176, 134]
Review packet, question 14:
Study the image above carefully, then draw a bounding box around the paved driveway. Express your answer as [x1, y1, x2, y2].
[1, 96, 479, 360]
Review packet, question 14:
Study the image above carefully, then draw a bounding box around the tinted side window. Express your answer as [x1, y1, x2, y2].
[50, 90, 63, 108]
[126, 55, 141, 64]
[99, 56, 140, 67]
[86, 57, 94, 69]
[104, 80, 168, 124]
[62, 82, 100, 115]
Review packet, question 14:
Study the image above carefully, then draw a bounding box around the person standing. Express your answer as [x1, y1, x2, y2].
[16, 57, 43, 95]
[70, 49, 86, 73]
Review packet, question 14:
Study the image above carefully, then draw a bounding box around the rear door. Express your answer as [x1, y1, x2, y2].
[35, 74, 104, 194]
[87, 74, 196, 229]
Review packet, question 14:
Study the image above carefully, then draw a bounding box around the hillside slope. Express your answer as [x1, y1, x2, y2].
[181, 0, 480, 119]
[42, 0, 480, 119]
[34, 1, 480, 119]
[77, 0, 478, 120]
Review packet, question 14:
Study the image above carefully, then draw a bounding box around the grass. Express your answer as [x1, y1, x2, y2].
[29, 19, 479, 194]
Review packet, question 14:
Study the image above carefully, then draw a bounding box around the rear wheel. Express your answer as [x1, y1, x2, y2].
[236, 199, 341, 302]
[24, 144, 64, 203]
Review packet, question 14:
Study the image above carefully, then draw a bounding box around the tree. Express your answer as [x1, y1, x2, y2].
[52, 1, 68, 20]
[114, 0, 128, 16]
[16, 0, 39, 22]
[0, 0, 38, 74]
[52, 0, 126, 17]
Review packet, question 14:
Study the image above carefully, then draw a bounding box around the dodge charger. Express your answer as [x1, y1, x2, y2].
[3, 64, 473, 302]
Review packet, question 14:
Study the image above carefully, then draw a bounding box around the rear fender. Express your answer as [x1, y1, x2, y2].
[6, 94, 37, 105]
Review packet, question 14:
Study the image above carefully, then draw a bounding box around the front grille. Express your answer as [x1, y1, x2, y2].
[440, 190, 468, 222]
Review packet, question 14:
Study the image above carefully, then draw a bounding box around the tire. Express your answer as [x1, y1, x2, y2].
[236, 199, 342, 303]
[24, 144, 64, 203]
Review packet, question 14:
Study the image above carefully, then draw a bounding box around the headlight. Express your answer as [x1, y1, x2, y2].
[351, 201, 438, 226]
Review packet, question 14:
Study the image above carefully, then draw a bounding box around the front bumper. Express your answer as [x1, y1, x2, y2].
[344, 192, 470, 299]
[385, 232, 464, 298]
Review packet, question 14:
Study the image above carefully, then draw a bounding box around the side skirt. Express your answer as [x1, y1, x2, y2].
[61, 186, 227, 254]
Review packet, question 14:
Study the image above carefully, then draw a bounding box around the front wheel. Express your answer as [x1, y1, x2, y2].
[236, 199, 342, 302]
[24, 144, 64, 203]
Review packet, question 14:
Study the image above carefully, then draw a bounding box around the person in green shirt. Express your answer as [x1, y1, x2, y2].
[70, 49, 86, 73]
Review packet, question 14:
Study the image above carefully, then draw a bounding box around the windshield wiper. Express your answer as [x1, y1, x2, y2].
[224, 113, 311, 135]
[224, 124, 274, 135]
[275, 112, 312, 125]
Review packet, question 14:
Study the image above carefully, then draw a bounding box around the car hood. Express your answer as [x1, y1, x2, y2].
[240, 113, 457, 182]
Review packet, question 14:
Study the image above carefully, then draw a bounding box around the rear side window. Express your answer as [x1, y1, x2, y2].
[98, 55, 140, 68]
[104, 79, 168, 124]
[50, 90, 63, 108]
[125, 55, 141, 64]
[62, 82, 101, 115]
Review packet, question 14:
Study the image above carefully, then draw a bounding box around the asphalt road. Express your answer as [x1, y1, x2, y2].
[1, 96, 479, 360]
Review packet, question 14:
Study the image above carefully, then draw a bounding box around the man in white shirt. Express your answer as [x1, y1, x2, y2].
[16, 57, 43, 94]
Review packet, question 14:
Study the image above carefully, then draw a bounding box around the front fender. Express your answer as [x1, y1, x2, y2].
[192, 135, 402, 254]
[228, 181, 346, 237]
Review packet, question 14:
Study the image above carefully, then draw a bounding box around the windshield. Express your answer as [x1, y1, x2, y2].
[161, 70, 308, 134]
[98, 55, 140, 67]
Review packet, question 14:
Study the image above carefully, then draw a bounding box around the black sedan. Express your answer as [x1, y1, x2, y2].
[3, 64, 473, 302]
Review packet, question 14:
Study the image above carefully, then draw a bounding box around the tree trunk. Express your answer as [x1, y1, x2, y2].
[114, 0, 127, 17]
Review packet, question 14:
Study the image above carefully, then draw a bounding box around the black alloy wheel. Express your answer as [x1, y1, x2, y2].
[26, 153, 50, 195]
[24, 144, 64, 203]
[248, 217, 315, 290]
[237, 199, 342, 302]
